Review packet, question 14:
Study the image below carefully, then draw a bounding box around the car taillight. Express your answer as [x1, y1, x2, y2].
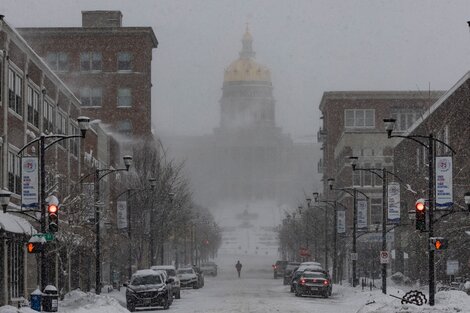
[323, 280, 329, 286]
[300, 279, 306, 285]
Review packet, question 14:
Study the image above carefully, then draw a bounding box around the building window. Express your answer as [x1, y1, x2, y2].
[8, 151, 21, 195]
[8, 68, 23, 116]
[117, 88, 132, 107]
[79, 87, 102, 107]
[117, 52, 132, 71]
[43, 100, 54, 133]
[391, 108, 421, 131]
[69, 123, 79, 157]
[117, 120, 132, 135]
[27, 86, 40, 128]
[370, 198, 382, 225]
[80, 52, 102, 71]
[8, 241, 24, 299]
[363, 163, 372, 186]
[56, 112, 67, 148]
[46, 52, 69, 72]
[344, 109, 374, 128]
[353, 169, 361, 187]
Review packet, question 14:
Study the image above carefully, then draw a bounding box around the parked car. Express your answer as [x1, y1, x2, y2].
[200, 261, 218, 276]
[294, 270, 332, 298]
[272, 260, 288, 279]
[283, 262, 300, 285]
[151, 265, 181, 299]
[177, 267, 199, 289]
[192, 265, 205, 288]
[125, 269, 173, 311]
[296, 261, 323, 272]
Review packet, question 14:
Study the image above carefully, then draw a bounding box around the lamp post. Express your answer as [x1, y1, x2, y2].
[328, 178, 369, 287]
[383, 118, 455, 306]
[311, 192, 329, 271]
[348, 156, 404, 294]
[95, 155, 132, 295]
[114, 178, 156, 279]
[17, 116, 90, 290]
[148, 178, 157, 267]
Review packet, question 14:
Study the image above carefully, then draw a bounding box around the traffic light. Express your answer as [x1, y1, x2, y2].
[47, 195, 59, 233]
[415, 198, 426, 231]
[430, 237, 448, 250]
[26, 240, 44, 254]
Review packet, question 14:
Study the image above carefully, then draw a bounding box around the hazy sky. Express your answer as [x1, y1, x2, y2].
[2, 0, 470, 139]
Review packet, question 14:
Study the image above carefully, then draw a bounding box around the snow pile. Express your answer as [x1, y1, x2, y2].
[0, 306, 37, 313]
[59, 289, 129, 313]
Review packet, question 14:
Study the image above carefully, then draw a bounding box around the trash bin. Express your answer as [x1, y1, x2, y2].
[42, 285, 58, 312]
[30, 288, 42, 312]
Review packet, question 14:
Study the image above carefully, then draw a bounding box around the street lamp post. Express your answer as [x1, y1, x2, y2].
[328, 178, 369, 287]
[310, 193, 329, 271]
[17, 116, 90, 290]
[148, 178, 157, 267]
[383, 118, 455, 306]
[94, 155, 132, 295]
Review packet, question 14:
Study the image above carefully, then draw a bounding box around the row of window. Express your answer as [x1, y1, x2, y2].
[46, 51, 133, 72]
[79, 87, 132, 107]
[344, 108, 422, 130]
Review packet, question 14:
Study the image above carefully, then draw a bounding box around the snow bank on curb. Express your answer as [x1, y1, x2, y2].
[0, 306, 37, 313]
[60, 290, 129, 313]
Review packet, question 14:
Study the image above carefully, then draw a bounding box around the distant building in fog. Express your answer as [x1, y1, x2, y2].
[162, 28, 320, 207]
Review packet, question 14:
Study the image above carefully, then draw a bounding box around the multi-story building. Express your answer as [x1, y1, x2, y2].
[18, 10, 158, 139]
[0, 16, 127, 306]
[393, 72, 470, 281]
[318, 90, 443, 280]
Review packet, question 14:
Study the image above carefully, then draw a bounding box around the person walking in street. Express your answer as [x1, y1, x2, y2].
[235, 260, 242, 278]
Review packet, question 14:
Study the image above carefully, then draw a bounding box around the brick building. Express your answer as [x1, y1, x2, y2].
[18, 11, 158, 139]
[318, 90, 443, 280]
[0, 16, 127, 306]
[393, 72, 470, 281]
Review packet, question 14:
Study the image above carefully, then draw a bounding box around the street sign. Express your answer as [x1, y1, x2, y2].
[380, 251, 390, 264]
[446, 260, 459, 275]
[33, 233, 54, 242]
[350, 252, 358, 261]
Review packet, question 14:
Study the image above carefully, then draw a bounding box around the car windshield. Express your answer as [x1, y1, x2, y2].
[165, 269, 176, 276]
[130, 275, 161, 286]
[177, 269, 194, 274]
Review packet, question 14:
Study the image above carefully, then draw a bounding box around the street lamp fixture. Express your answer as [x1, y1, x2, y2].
[348, 156, 358, 171]
[149, 178, 157, 189]
[77, 116, 90, 137]
[327, 178, 335, 190]
[306, 198, 312, 207]
[312, 192, 319, 202]
[383, 118, 396, 138]
[0, 189, 11, 213]
[123, 155, 133, 171]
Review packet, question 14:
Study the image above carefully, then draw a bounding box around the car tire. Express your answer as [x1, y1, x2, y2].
[295, 290, 301, 297]
[175, 291, 181, 299]
[127, 304, 135, 312]
[163, 297, 170, 310]
[323, 291, 329, 298]
[193, 283, 199, 289]
[290, 286, 294, 293]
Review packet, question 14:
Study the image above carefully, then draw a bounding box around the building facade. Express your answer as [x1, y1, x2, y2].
[18, 10, 158, 139]
[318, 90, 443, 280]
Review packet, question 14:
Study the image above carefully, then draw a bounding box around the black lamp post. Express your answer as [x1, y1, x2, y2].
[383, 118, 455, 306]
[18, 116, 90, 290]
[95, 155, 132, 295]
[328, 178, 369, 287]
[465, 192, 470, 212]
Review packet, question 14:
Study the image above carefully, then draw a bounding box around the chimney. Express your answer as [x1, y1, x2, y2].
[82, 11, 122, 27]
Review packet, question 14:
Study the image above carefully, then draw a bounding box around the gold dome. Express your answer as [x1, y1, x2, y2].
[224, 58, 271, 83]
[223, 28, 271, 83]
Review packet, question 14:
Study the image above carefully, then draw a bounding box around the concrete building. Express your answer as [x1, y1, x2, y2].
[318, 90, 443, 280]
[18, 11, 158, 139]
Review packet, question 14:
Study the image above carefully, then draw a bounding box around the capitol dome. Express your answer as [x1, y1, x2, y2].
[223, 28, 271, 83]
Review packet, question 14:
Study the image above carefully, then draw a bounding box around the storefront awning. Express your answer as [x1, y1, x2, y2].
[0, 210, 37, 236]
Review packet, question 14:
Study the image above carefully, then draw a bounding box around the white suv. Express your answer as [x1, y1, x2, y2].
[151, 265, 181, 299]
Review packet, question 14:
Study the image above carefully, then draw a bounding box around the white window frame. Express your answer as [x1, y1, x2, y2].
[117, 88, 132, 107]
[344, 109, 375, 128]
[46, 52, 69, 72]
[117, 52, 132, 71]
[80, 52, 102, 72]
[79, 87, 102, 107]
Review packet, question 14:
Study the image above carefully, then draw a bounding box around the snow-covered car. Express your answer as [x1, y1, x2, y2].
[294, 271, 332, 298]
[177, 267, 199, 289]
[200, 262, 218, 276]
[283, 262, 300, 285]
[296, 261, 323, 272]
[125, 269, 173, 311]
[192, 265, 205, 288]
[151, 265, 181, 299]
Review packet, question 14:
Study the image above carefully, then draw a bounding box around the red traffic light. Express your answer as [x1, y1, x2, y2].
[415, 199, 425, 211]
[48, 204, 58, 214]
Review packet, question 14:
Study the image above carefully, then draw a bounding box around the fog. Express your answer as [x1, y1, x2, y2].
[3, 0, 470, 259]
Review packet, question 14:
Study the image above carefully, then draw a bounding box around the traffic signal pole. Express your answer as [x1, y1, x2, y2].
[381, 168, 387, 295]
[39, 136, 47, 291]
[428, 136, 435, 306]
